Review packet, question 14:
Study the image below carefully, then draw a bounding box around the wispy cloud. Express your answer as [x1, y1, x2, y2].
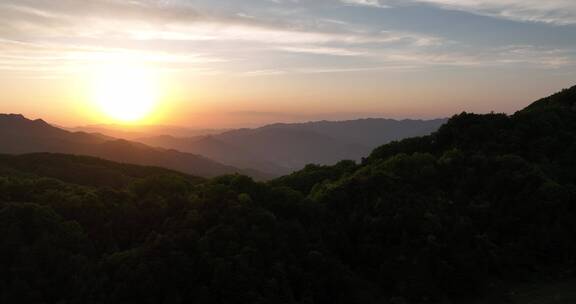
[0, 37, 224, 78]
[0, 0, 447, 75]
[276, 46, 365, 57]
[0, 0, 574, 78]
[382, 0, 576, 25]
[341, 0, 389, 9]
[0, 0, 440, 45]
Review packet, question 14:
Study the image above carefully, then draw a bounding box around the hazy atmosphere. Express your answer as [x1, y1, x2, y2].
[2, 1, 576, 303]
[1, 0, 575, 127]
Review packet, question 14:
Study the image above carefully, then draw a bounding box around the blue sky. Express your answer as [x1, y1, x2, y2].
[0, 0, 575, 127]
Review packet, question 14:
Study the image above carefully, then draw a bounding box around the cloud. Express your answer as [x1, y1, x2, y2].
[0, 0, 448, 75]
[0, 37, 225, 78]
[242, 44, 575, 77]
[384, 0, 576, 25]
[276, 46, 365, 56]
[0, 0, 573, 78]
[0, 0, 439, 46]
[0, 0, 203, 24]
[341, 0, 389, 9]
[493, 45, 575, 67]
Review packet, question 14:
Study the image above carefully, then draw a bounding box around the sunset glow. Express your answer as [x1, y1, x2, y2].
[0, 1, 575, 302]
[0, 0, 575, 127]
[89, 64, 161, 123]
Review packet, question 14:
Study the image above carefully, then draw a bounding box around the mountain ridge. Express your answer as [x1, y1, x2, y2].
[138, 117, 446, 175]
[522, 84, 576, 112]
[0, 114, 267, 179]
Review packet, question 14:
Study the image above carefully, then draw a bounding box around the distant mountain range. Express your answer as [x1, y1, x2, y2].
[0, 114, 446, 178]
[69, 124, 227, 140]
[137, 118, 447, 175]
[0, 114, 265, 179]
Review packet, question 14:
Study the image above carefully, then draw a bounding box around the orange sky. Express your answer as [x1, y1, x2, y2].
[1, 67, 571, 128]
[0, 0, 575, 128]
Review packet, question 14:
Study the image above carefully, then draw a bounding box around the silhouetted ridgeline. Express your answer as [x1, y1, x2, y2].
[0, 153, 203, 188]
[1, 86, 576, 303]
[0, 114, 267, 179]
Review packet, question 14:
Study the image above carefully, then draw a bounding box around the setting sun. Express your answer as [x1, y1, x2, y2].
[2, 0, 576, 302]
[90, 64, 160, 123]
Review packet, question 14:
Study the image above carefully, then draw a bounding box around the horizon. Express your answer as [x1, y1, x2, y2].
[3, 111, 452, 130]
[2, 2, 576, 302]
[0, 83, 564, 130]
[1, 0, 575, 128]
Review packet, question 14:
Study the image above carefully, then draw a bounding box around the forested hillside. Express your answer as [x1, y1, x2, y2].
[1, 86, 576, 303]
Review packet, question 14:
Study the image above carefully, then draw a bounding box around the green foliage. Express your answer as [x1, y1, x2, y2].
[0, 203, 90, 303]
[270, 160, 358, 195]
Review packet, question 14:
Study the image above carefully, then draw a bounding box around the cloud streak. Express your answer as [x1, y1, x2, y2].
[0, 0, 448, 75]
[340, 0, 576, 24]
[381, 0, 576, 25]
[341, 0, 389, 9]
[0, 0, 574, 78]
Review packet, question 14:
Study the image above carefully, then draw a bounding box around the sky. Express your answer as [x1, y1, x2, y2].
[0, 0, 575, 128]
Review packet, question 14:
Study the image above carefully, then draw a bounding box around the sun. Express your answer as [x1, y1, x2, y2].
[90, 64, 160, 123]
